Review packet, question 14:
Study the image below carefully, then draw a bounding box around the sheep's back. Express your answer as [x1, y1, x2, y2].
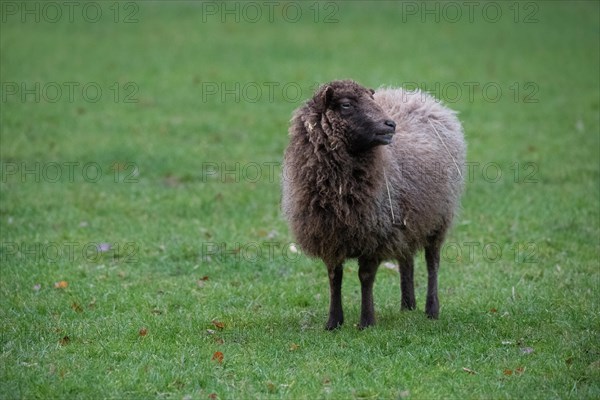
[375, 88, 466, 244]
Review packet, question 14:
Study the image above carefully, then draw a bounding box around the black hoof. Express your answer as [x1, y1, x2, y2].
[325, 319, 343, 331]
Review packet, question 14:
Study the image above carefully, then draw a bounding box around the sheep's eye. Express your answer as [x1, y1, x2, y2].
[340, 102, 351, 109]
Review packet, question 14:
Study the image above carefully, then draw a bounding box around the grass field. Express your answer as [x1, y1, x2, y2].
[1, 1, 599, 399]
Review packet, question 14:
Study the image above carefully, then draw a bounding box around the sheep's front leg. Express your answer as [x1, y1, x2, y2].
[425, 237, 442, 319]
[325, 263, 344, 330]
[358, 257, 379, 329]
[398, 256, 416, 310]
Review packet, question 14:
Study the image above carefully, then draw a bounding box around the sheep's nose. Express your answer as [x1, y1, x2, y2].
[384, 120, 396, 130]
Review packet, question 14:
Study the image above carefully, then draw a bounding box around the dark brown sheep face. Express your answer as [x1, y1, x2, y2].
[316, 80, 396, 153]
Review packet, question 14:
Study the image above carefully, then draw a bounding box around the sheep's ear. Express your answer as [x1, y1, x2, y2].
[320, 86, 334, 109]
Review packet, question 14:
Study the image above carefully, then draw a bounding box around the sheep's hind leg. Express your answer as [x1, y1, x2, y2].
[358, 257, 379, 329]
[424, 235, 443, 319]
[325, 263, 344, 330]
[398, 256, 416, 311]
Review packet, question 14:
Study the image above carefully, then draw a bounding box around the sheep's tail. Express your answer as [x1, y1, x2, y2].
[428, 119, 463, 179]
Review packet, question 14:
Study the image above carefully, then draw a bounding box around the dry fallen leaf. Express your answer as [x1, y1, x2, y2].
[257, 229, 268, 237]
[139, 327, 148, 336]
[212, 351, 224, 363]
[503, 369, 513, 376]
[197, 277, 209, 288]
[71, 302, 83, 313]
[212, 320, 225, 330]
[266, 381, 277, 393]
[516, 366, 525, 374]
[565, 357, 574, 365]
[208, 393, 218, 399]
[289, 343, 300, 351]
[462, 367, 477, 375]
[59, 336, 70, 346]
[54, 281, 68, 289]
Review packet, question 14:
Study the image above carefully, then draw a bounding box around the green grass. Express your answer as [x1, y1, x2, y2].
[1, 1, 599, 398]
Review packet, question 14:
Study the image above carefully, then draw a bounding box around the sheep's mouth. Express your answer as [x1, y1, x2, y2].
[374, 130, 395, 145]
[374, 119, 397, 145]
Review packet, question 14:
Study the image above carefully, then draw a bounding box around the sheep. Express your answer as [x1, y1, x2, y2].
[282, 79, 466, 330]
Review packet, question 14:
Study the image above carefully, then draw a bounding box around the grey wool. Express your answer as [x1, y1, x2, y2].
[282, 80, 466, 330]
